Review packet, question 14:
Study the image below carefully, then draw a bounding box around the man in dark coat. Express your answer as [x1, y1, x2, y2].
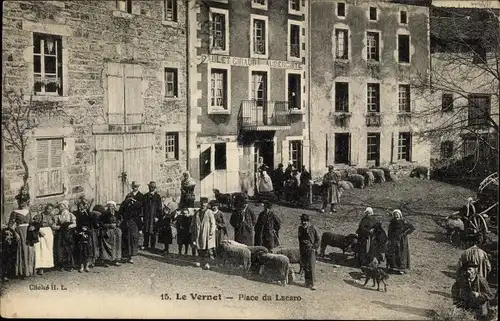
[272, 164, 285, 200]
[126, 181, 144, 233]
[230, 196, 256, 246]
[118, 195, 140, 263]
[298, 214, 320, 290]
[452, 262, 493, 321]
[142, 181, 163, 250]
[254, 201, 281, 251]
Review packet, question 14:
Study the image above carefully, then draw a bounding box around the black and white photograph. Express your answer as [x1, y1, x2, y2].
[0, 0, 498, 319]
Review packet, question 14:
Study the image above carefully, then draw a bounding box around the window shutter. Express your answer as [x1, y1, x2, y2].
[174, 133, 179, 160]
[37, 140, 50, 169]
[36, 139, 63, 197]
[124, 64, 144, 124]
[107, 63, 125, 125]
[348, 133, 352, 165]
[200, 144, 212, 181]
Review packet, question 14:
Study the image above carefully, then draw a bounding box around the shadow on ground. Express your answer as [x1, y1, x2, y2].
[342, 278, 381, 292]
[428, 290, 452, 298]
[316, 252, 358, 268]
[371, 300, 434, 318]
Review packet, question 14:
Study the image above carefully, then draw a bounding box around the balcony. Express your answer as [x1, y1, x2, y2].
[397, 112, 412, 126]
[332, 112, 351, 128]
[239, 100, 292, 131]
[366, 112, 382, 127]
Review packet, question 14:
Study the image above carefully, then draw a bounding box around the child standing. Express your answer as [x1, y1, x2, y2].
[156, 206, 173, 255]
[174, 208, 196, 256]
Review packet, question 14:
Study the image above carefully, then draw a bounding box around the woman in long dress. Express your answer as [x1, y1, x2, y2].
[356, 207, 379, 267]
[174, 208, 196, 256]
[321, 165, 340, 213]
[90, 205, 105, 267]
[258, 170, 274, 200]
[75, 199, 95, 273]
[8, 191, 36, 278]
[99, 201, 122, 267]
[180, 172, 196, 208]
[32, 203, 55, 275]
[52, 200, 77, 271]
[387, 209, 415, 274]
[156, 206, 173, 255]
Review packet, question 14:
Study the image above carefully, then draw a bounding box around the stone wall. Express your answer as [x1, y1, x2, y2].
[1, 0, 188, 223]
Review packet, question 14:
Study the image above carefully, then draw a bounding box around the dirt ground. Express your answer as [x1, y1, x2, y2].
[1, 178, 497, 319]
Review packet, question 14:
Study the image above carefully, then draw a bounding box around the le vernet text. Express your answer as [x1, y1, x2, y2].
[161, 293, 303, 302]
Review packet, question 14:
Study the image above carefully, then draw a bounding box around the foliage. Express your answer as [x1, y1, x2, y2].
[427, 305, 477, 321]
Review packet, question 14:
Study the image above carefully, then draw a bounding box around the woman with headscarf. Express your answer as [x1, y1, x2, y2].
[180, 172, 196, 208]
[74, 197, 97, 273]
[8, 189, 36, 278]
[52, 200, 77, 271]
[89, 205, 104, 267]
[99, 201, 122, 267]
[387, 209, 415, 274]
[32, 203, 56, 275]
[321, 165, 340, 213]
[356, 207, 379, 267]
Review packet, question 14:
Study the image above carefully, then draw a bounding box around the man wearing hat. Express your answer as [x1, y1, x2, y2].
[254, 201, 281, 251]
[456, 243, 492, 281]
[124, 181, 144, 239]
[142, 181, 163, 250]
[230, 196, 256, 246]
[298, 214, 320, 290]
[190, 197, 216, 269]
[452, 261, 493, 321]
[321, 165, 340, 213]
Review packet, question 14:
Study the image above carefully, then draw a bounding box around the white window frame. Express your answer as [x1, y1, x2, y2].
[368, 6, 378, 21]
[398, 84, 411, 112]
[250, 14, 269, 59]
[285, 70, 302, 110]
[116, 0, 132, 14]
[334, 28, 349, 60]
[289, 0, 302, 15]
[164, 68, 178, 98]
[288, 21, 302, 62]
[164, 0, 177, 22]
[35, 137, 65, 198]
[208, 64, 231, 114]
[33, 33, 63, 96]
[366, 83, 380, 112]
[336, 2, 347, 19]
[251, 0, 268, 10]
[366, 133, 380, 162]
[209, 8, 229, 56]
[289, 140, 303, 170]
[397, 132, 412, 161]
[248, 65, 271, 102]
[398, 33, 411, 64]
[366, 30, 380, 62]
[400, 10, 408, 25]
[165, 132, 179, 161]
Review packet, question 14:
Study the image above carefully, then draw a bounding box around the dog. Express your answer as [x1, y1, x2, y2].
[213, 189, 233, 210]
[360, 260, 389, 292]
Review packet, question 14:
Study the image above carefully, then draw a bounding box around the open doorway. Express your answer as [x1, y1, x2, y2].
[335, 133, 350, 164]
[255, 141, 274, 171]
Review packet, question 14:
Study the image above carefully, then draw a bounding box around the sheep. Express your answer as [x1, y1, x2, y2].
[248, 246, 269, 273]
[346, 167, 358, 175]
[377, 167, 392, 180]
[333, 170, 347, 181]
[339, 180, 354, 190]
[357, 168, 375, 186]
[272, 247, 303, 275]
[370, 169, 386, 183]
[256, 252, 295, 286]
[218, 240, 251, 272]
[410, 166, 429, 179]
[319, 232, 358, 259]
[388, 173, 398, 182]
[347, 173, 365, 189]
[442, 215, 465, 245]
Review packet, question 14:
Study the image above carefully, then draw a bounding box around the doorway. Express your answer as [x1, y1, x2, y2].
[335, 133, 350, 164]
[254, 140, 274, 193]
[288, 73, 301, 110]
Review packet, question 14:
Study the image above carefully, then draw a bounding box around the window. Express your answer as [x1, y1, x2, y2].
[440, 141, 454, 158]
[398, 132, 412, 161]
[335, 29, 349, 59]
[398, 34, 410, 63]
[36, 138, 64, 197]
[290, 0, 300, 12]
[253, 19, 267, 55]
[211, 12, 227, 51]
[398, 84, 411, 112]
[369, 7, 377, 20]
[337, 2, 346, 17]
[335, 133, 350, 164]
[289, 140, 303, 170]
[366, 133, 380, 163]
[288, 74, 301, 109]
[33, 33, 63, 95]
[117, 0, 132, 14]
[400, 11, 408, 24]
[251, 71, 268, 107]
[214, 143, 227, 170]
[165, 132, 179, 160]
[468, 94, 491, 126]
[367, 83, 380, 112]
[164, 68, 178, 98]
[252, 0, 267, 9]
[366, 32, 379, 61]
[164, 0, 177, 21]
[210, 69, 228, 109]
[335, 82, 349, 112]
[290, 24, 301, 58]
[442, 94, 454, 112]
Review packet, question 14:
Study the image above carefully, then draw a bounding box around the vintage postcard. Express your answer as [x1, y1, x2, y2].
[1, 0, 498, 319]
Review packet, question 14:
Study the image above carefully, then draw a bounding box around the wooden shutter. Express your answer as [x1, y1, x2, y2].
[124, 64, 144, 125]
[36, 138, 63, 197]
[174, 133, 179, 160]
[200, 145, 212, 181]
[107, 63, 125, 125]
[226, 142, 239, 192]
[348, 133, 352, 165]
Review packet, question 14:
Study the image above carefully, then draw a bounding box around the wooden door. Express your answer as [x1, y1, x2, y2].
[199, 144, 213, 198]
[226, 142, 240, 193]
[95, 134, 125, 205]
[123, 133, 154, 195]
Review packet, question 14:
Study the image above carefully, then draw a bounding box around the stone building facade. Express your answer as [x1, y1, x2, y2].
[187, 0, 310, 198]
[309, 0, 431, 177]
[1, 0, 188, 221]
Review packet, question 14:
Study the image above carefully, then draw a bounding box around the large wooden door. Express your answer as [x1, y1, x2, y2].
[95, 132, 154, 205]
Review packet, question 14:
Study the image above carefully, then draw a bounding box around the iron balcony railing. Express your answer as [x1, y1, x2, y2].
[366, 112, 382, 127]
[239, 100, 292, 128]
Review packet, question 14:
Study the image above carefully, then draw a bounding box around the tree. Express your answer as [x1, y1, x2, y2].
[1, 75, 66, 192]
[412, 5, 500, 175]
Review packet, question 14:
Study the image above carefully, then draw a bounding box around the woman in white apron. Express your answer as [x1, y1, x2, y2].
[32, 203, 55, 275]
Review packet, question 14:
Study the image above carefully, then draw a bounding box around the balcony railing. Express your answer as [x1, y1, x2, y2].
[366, 112, 382, 127]
[397, 112, 411, 126]
[290, 44, 300, 58]
[239, 100, 291, 130]
[333, 112, 351, 128]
